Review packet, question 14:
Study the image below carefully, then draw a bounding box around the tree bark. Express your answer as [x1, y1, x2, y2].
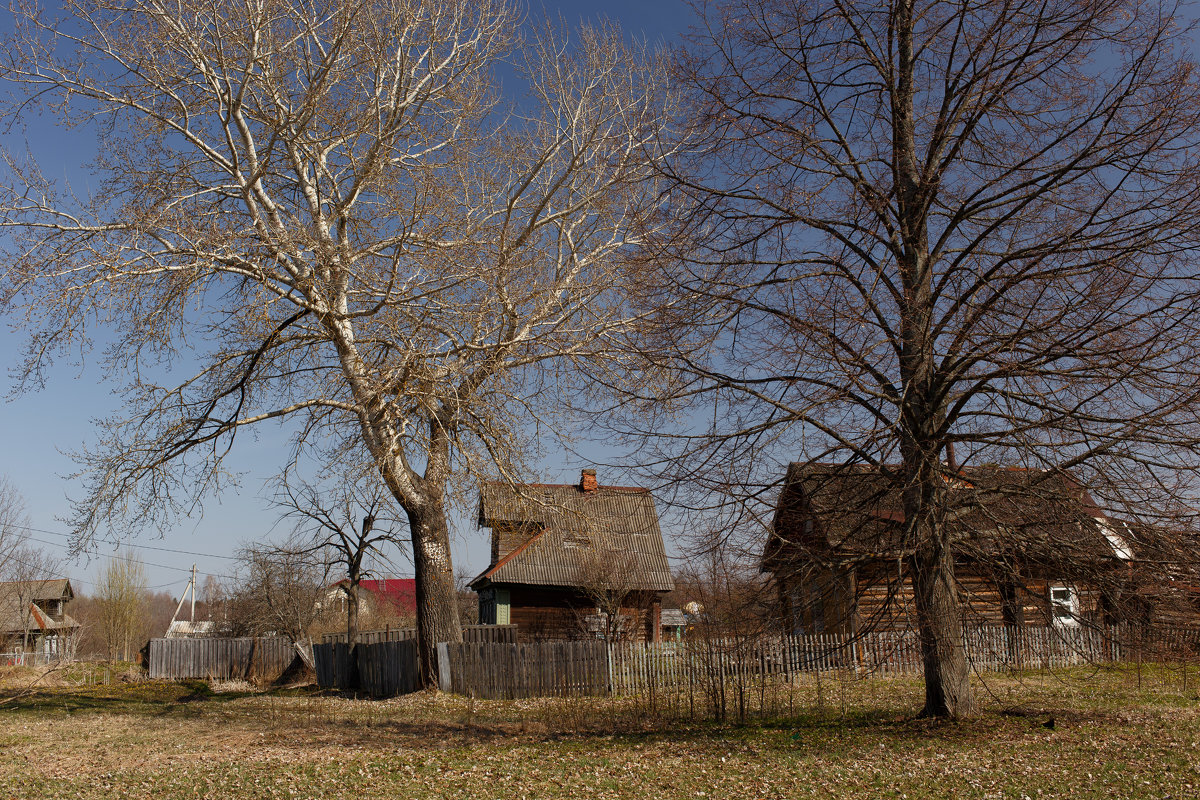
[406, 495, 463, 688]
[910, 538, 974, 718]
[345, 580, 361, 692]
[1000, 580, 1026, 667]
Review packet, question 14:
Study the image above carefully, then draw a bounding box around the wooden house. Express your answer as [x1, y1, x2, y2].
[761, 463, 1161, 636]
[470, 469, 675, 642]
[0, 578, 79, 657]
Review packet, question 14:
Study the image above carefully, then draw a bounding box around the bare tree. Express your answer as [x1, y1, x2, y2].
[95, 550, 147, 662]
[641, 0, 1200, 717]
[273, 475, 405, 688]
[673, 552, 778, 724]
[229, 543, 326, 649]
[576, 546, 642, 642]
[0, 1, 680, 685]
[0, 476, 30, 582]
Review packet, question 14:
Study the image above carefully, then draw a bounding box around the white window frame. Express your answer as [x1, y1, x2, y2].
[1049, 585, 1079, 627]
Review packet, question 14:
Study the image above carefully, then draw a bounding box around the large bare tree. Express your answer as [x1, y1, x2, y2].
[0, 1, 678, 684]
[643, 0, 1200, 717]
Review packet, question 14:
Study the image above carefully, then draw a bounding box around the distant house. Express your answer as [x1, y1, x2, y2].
[470, 469, 675, 642]
[761, 463, 1167, 636]
[0, 578, 80, 657]
[660, 608, 688, 641]
[321, 578, 417, 621]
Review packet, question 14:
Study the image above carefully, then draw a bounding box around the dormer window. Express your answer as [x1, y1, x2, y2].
[1099, 521, 1133, 560]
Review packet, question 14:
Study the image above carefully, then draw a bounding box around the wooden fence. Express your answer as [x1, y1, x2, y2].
[319, 624, 518, 645]
[309, 624, 1200, 701]
[606, 625, 1200, 694]
[313, 639, 421, 697]
[441, 640, 610, 699]
[147, 637, 298, 681]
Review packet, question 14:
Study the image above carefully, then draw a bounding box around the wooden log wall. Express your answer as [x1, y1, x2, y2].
[147, 637, 297, 681]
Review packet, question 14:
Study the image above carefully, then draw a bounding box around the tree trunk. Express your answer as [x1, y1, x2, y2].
[911, 540, 975, 718]
[892, 0, 973, 718]
[346, 581, 361, 691]
[1000, 580, 1026, 667]
[407, 496, 463, 688]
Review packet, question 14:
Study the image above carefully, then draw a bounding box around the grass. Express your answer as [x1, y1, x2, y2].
[1, 665, 1199, 798]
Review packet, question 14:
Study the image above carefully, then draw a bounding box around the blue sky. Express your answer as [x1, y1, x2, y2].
[0, 1, 698, 598]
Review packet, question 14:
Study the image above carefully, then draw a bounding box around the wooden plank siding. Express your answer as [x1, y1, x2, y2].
[498, 586, 661, 643]
[147, 637, 297, 681]
[783, 564, 1106, 635]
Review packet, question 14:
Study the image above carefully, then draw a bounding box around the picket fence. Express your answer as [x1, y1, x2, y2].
[606, 625, 1131, 696]
[147, 636, 299, 681]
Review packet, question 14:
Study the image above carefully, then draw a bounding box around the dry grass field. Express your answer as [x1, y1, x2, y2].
[1, 663, 1199, 799]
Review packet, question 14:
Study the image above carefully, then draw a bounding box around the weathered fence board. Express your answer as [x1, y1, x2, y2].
[313, 623, 1200, 702]
[312, 639, 421, 697]
[444, 640, 610, 699]
[147, 637, 297, 681]
[320, 624, 518, 645]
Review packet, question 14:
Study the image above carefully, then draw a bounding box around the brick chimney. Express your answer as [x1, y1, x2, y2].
[579, 469, 598, 493]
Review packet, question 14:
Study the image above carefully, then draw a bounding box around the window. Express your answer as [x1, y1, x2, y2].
[1050, 585, 1078, 627]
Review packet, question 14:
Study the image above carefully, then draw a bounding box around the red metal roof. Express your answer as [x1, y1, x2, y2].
[358, 579, 416, 615]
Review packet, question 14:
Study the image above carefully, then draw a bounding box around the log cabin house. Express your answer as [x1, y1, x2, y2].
[761, 463, 1169, 636]
[470, 469, 674, 642]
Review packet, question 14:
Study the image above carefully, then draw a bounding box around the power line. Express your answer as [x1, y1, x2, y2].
[5, 521, 239, 561]
[8, 531, 239, 582]
[2, 542, 212, 594]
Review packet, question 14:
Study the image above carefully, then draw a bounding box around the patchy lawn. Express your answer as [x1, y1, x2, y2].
[1, 666, 1199, 799]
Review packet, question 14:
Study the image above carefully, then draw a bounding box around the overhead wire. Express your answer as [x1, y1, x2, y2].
[4, 520, 239, 561]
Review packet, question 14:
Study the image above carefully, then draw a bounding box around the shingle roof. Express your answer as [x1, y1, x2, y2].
[765, 463, 1128, 569]
[471, 479, 674, 593]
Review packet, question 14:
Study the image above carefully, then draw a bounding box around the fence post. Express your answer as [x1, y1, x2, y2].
[437, 642, 452, 693]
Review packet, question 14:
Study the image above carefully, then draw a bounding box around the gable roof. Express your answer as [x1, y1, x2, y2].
[0, 579, 73, 602]
[765, 463, 1129, 569]
[0, 579, 79, 636]
[470, 477, 674, 593]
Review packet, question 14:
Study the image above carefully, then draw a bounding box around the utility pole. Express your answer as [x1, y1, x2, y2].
[168, 565, 198, 633]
